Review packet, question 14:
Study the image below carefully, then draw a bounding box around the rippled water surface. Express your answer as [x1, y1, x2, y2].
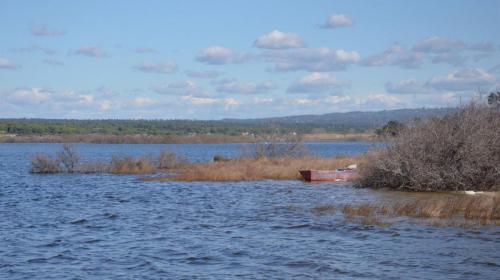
[1, 143, 499, 279]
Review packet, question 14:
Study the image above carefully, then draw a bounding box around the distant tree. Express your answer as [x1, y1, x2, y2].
[487, 91, 500, 109]
[375, 120, 404, 137]
[57, 144, 80, 173]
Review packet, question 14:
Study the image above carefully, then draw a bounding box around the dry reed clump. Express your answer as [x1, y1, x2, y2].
[150, 155, 360, 181]
[330, 194, 500, 225]
[110, 155, 156, 174]
[30, 145, 190, 175]
[30, 153, 60, 173]
[157, 149, 190, 169]
[357, 103, 500, 191]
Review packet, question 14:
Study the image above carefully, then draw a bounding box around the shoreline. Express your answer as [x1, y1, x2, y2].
[0, 133, 377, 144]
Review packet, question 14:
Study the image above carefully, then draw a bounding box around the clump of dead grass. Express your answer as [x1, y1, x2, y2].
[148, 155, 362, 181]
[110, 154, 156, 174]
[320, 193, 500, 226]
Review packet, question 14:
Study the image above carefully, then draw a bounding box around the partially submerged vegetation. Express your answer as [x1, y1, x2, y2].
[30, 144, 188, 174]
[313, 193, 500, 226]
[358, 103, 500, 192]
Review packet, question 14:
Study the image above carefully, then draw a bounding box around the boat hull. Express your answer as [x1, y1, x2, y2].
[299, 169, 356, 182]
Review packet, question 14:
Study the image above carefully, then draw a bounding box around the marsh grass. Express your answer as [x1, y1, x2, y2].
[148, 155, 361, 181]
[316, 193, 500, 226]
[110, 155, 156, 174]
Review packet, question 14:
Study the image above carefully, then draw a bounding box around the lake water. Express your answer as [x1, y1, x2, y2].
[0, 142, 498, 279]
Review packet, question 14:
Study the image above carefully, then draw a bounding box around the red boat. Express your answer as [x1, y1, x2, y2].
[299, 169, 357, 182]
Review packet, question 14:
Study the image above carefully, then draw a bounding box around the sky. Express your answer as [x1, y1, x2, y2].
[0, 0, 499, 119]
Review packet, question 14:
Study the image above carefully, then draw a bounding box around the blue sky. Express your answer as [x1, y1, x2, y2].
[1, 0, 499, 119]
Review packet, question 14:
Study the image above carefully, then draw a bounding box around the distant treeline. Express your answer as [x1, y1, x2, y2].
[0, 119, 372, 136]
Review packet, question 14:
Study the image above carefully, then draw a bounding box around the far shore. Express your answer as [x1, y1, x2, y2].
[0, 133, 377, 144]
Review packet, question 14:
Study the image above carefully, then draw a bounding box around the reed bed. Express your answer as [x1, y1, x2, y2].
[148, 156, 361, 181]
[313, 193, 500, 225]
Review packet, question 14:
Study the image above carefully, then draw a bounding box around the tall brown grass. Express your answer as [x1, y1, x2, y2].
[110, 155, 156, 174]
[147, 155, 361, 181]
[315, 193, 500, 225]
[358, 103, 500, 191]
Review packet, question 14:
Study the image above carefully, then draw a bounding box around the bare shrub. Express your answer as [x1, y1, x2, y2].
[157, 149, 189, 169]
[30, 153, 60, 173]
[57, 144, 80, 173]
[241, 133, 308, 158]
[358, 103, 500, 191]
[110, 154, 156, 174]
[76, 161, 110, 173]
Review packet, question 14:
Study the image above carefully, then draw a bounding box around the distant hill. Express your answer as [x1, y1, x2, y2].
[0, 107, 457, 136]
[223, 108, 457, 127]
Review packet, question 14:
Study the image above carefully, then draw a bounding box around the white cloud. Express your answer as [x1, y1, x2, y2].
[215, 78, 276, 94]
[31, 25, 66, 36]
[412, 36, 466, 53]
[322, 14, 353, 28]
[152, 80, 201, 96]
[186, 70, 220, 79]
[99, 100, 113, 111]
[74, 45, 107, 58]
[134, 61, 177, 74]
[385, 79, 427, 94]
[325, 95, 351, 105]
[132, 97, 155, 107]
[252, 97, 273, 104]
[355, 93, 405, 109]
[6, 88, 51, 105]
[0, 57, 19, 69]
[430, 52, 465, 66]
[287, 72, 350, 94]
[361, 44, 424, 69]
[196, 46, 250, 65]
[254, 30, 305, 49]
[181, 95, 218, 105]
[263, 47, 360, 72]
[427, 68, 497, 91]
[468, 42, 497, 52]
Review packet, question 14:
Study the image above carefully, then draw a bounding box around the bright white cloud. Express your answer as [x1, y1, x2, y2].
[254, 30, 305, 49]
[322, 14, 353, 28]
[264, 47, 360, 72]
[134, 61, 177, 74]
[196, 46, 250, 65]
[287, 72, 350, 94]
[181, 95, 218, 105]
[215, 78, 276, 94]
